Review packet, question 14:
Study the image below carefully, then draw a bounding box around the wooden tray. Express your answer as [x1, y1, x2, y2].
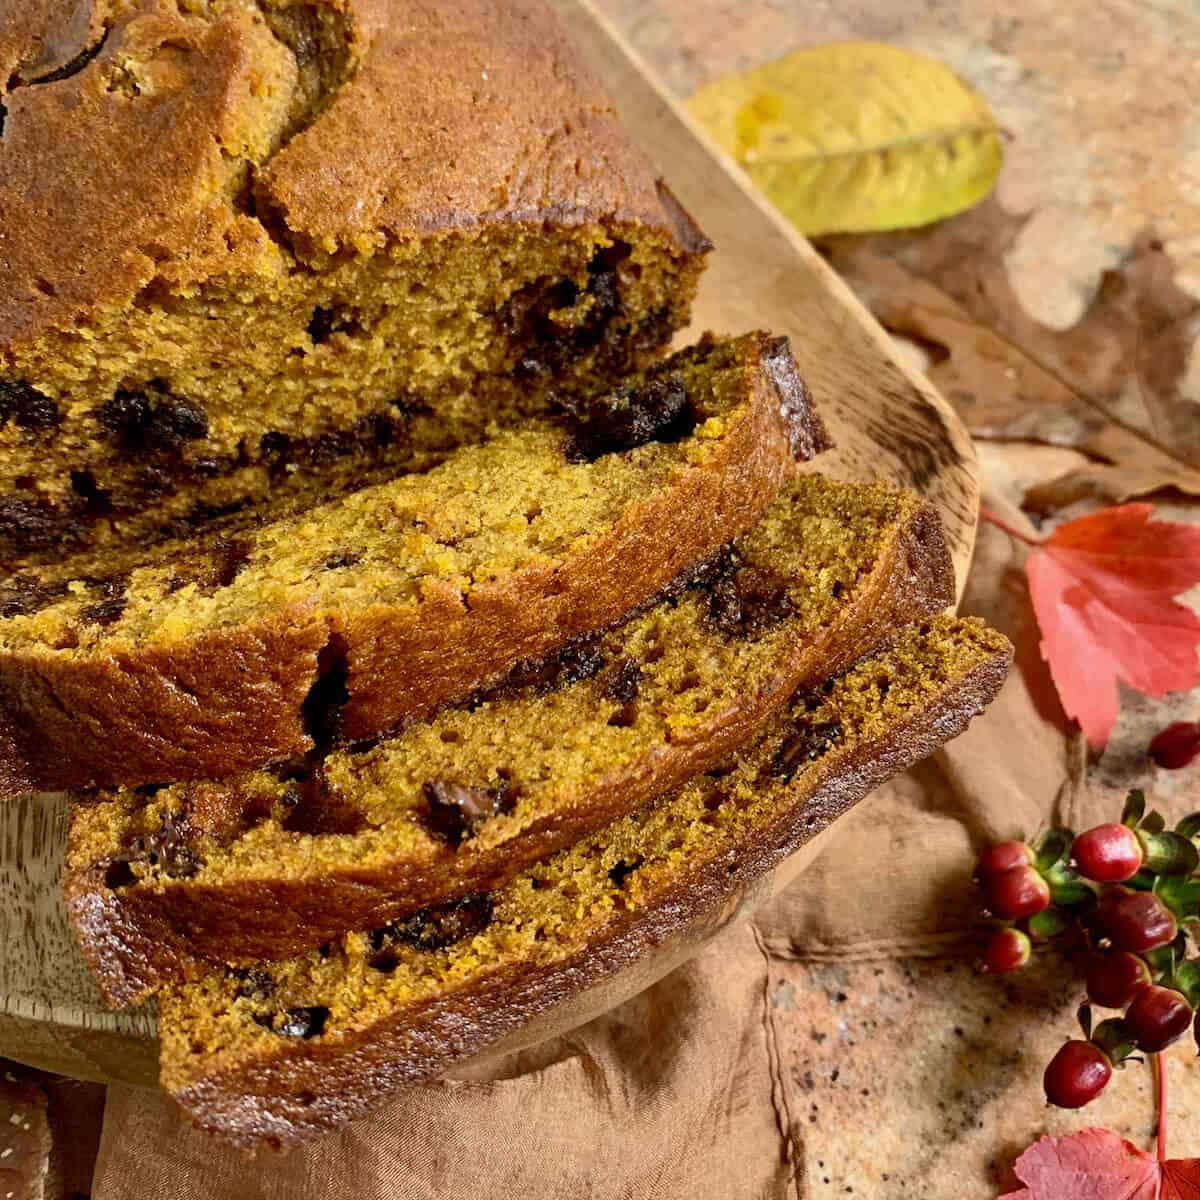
[0, 0, 980, 1089]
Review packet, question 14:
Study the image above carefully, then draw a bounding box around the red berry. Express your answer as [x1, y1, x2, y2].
[1085, 952, 1152, 1009]
[1044, 1040, 1112, 1108]
[1125, 985, 1193, 1053]
[1095, 888, 1177, 954]
[1149, 722, 1200, 770]
[981, 927, 1031, 973]
[1072, 824, 1143, 883]
[976, 840, 1033, 877]
[981, 866, 1051, 920]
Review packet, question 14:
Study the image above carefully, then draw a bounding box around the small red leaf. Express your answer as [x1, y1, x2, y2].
[1025, 504, 1200, 749]
[1150, 722, 1200, 770]
[1000, 1128, 1200, 1199]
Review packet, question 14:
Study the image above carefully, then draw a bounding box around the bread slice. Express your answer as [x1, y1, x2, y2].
[67, 475, 953, 1005]
[0, 0, 708, 565]
[0, 333, 824, 796]
[156, 616, 1012, 1148]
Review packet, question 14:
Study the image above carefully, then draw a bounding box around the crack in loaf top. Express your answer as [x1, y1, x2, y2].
[0, 0, 688, 349]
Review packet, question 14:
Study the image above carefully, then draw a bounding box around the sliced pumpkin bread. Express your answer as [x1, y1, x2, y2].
[0, 0, 708, 566]
[67, 474, 953, 1004]
[0, 332, 824, 795]
[156, 616, 1012, 1148]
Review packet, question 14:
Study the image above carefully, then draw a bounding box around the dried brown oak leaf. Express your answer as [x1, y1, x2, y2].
[820, 197, 1200, 513]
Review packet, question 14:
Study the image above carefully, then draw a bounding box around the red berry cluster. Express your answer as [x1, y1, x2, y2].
[974, 790, 1200, 1109]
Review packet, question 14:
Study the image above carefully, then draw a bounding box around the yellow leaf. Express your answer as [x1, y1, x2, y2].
[687, 42, 1003, 236]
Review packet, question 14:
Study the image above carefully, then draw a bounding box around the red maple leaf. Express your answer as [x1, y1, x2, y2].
[1021, 504, 1200, 749]
[1000, 1129, 1200, 1199]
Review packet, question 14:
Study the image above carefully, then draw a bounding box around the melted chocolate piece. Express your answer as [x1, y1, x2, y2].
[371, 894, 495, 955]
[485, 633, 606, 701]
[0, 495, 84, 552]
[80, 595, 127, 627]
[307, 305, 360, 344]
[255, 1005, 329, 1039]
[232, 967, 276, 1004]
[770, 721, 843, 780]
[708, 563, 793, 639]
[279, 773, 369, 837]
[500, 243, 635, 382]
[608, 859, 641, 888]
[563, 370, 694, 463]
[106, 809, 201, 885]
[96, 385, 209, 455]
[422, 779, 510, 844]
[0, 575, 68, 619]
[600, 657, 642, 704]
[0, 380, 60, 431]
[212, 537, 252, 588]
[70, 468, 112, 512]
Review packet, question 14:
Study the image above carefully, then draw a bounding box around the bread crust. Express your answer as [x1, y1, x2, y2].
[0, 334, 826, 794]
[66, 486, 953, 1005]
[0, 0, 693, 349]
[162, 635, 1012, 1149]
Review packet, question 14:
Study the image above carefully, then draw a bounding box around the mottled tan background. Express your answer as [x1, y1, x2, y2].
[592, 1, 1200, 1194]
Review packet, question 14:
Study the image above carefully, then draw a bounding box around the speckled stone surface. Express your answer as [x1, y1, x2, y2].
[594, 2, 1200, 1195]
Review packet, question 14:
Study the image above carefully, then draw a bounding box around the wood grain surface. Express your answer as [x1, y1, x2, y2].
[0, 0, 979, 1088]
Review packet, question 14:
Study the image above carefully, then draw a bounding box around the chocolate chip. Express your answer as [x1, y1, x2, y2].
[232, 967, 275, 1003]
[485, 634, 605, 701]
[771, 721, 843, 780]
[608, 859, 641, 888]
[371, 894, 495, 954]
[600, 658, 642, 704]
[138, 466, 176, 495]
[498, 243, 632, 379]
[259, 430, 292, 460]
[254, 1006, 329, 1039]
[0, 495, 81, 551]
[0, 380, 60, 431]
[80, 596, 127, 627]
[708, 564, 793, 639]
[115, 809, 201, 880]
[70, 469, 112, 513]
[307, 306, 336, 344]
[367, 948, 400, 973]
[563, 370, 694, 462]
[0, 575, 67, 619]
[423, 779, 510, 843]
[95, 386, 208, 453]
[212, 537, 251, 587]
[279, 773, 369, 837]
[307, 305, 358, 344]
[83, 574, 126, 600]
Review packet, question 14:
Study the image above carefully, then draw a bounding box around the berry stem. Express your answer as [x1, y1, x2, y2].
[979, 505, 1045, 547]
[1154, 1052, 1167, 1167]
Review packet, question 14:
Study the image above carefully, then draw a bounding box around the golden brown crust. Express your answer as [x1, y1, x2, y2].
[164, 637, 1012, 1148]
[0, 334, 824, 794]
[0, 0, 690, 349]
[66, 484, 953, 1006]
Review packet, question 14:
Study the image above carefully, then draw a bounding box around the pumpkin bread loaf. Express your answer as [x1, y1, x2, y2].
[155, 617, 1012, 1148]
[0, 0, 708, 567]
[0, 333, 825, 796]
[67, 475, 954, 1005]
